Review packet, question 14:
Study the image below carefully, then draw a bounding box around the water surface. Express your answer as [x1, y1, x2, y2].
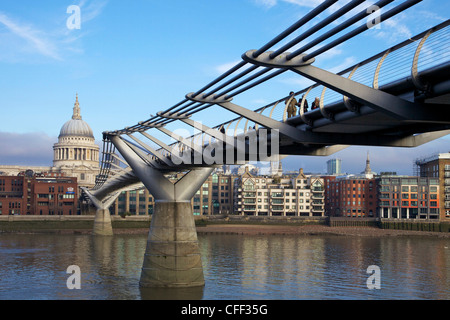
[0, 233, 448, 300]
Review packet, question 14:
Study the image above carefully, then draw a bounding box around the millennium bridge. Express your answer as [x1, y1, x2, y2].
[82, 0, 450, 288]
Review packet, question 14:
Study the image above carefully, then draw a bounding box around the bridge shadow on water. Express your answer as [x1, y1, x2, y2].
[139, 286, 204, 300]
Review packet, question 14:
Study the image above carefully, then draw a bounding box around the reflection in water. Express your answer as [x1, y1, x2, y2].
[140, 286, 204, 300]
[0, 233, 449, 300]
[199, 234, 450, 300]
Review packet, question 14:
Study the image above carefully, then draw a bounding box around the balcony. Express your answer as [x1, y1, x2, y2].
[243, 192, 256, 198]
[271, 193, 284, 198]
[311, 207, 324, 214]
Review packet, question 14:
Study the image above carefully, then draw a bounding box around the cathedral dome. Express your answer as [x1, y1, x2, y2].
[59, 119, 94, 138]
[53, 94, 100, 188]
[58, 94, 94, 139]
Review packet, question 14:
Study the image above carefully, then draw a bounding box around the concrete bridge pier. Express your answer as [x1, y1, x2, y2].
[109, 135, 214, 287]
[83, 189, 120, 236]
[140, 200, 204, 287]
[93, 207, 113, 236]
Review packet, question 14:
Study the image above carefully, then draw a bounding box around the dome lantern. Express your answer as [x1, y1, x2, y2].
[58, 94, 94, 139]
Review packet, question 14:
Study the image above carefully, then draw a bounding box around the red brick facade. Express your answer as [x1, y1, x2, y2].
[324, 176, 377, 218]
[0, 174, 78, 215]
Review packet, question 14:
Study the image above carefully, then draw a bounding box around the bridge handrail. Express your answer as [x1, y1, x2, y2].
[92, 4, 449, 191]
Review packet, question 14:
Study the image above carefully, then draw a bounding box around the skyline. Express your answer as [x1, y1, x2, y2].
[1, 0, 449, 175]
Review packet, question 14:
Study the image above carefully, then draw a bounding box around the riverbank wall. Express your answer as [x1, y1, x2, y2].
[0, 215, 151, 232]
[0, 215, 325, 232]
[0, 215, 449, 233]
[379, 218, 450, 233]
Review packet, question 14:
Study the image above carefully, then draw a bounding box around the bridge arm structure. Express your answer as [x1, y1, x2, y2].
[84, 0, 450, 288]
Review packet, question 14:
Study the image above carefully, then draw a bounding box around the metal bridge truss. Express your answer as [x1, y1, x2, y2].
[81, 0, 450, 287]
[89, 0, 450, 201]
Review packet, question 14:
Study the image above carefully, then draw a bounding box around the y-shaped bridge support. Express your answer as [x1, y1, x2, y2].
[110, 135, 213, 288]
[83, 189, 121, 236]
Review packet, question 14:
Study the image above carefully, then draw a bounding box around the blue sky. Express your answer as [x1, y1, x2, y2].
[0, 0, 449, 174]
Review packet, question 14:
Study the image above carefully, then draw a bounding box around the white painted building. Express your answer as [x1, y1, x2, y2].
[233, 167, 324, 216]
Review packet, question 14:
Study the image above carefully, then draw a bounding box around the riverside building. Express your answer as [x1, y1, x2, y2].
[415, 152, 450, 220]
[377, 175, 440, 220]
[323, 151, 377, 218]
[233, 167, 325, 217]
[325, 175, 377, 218]
[0, 172, 78, 215]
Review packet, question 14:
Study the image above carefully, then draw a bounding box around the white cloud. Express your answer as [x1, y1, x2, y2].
[0, 132, 55, 166]
[252, 0, 277, 9]
[281, 0, 324, 8]
[0, 12, 61, 60]
[0, 1, 108, 63]
[278, 76, 314, 89]
[253, 0, 327, 9]
[416, 10, 447, 23]
[328, 56, 357, 74]
[252, 0, 352, 11]
[214, 60, 242, 74]
[252, 98, 269, 105]
[372, 16, 413, 43]
[78, 0, 108, 23]
[316, 46, 343, 60]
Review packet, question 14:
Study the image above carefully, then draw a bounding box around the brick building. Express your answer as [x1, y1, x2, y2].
[325, 175, 377, 218]
[415, 152, 450, 220]
[0, 95, 100, 215]
[0, 172, 78, 215]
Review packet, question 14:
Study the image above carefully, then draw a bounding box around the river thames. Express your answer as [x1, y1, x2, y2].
[0, 232, 449, 300]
